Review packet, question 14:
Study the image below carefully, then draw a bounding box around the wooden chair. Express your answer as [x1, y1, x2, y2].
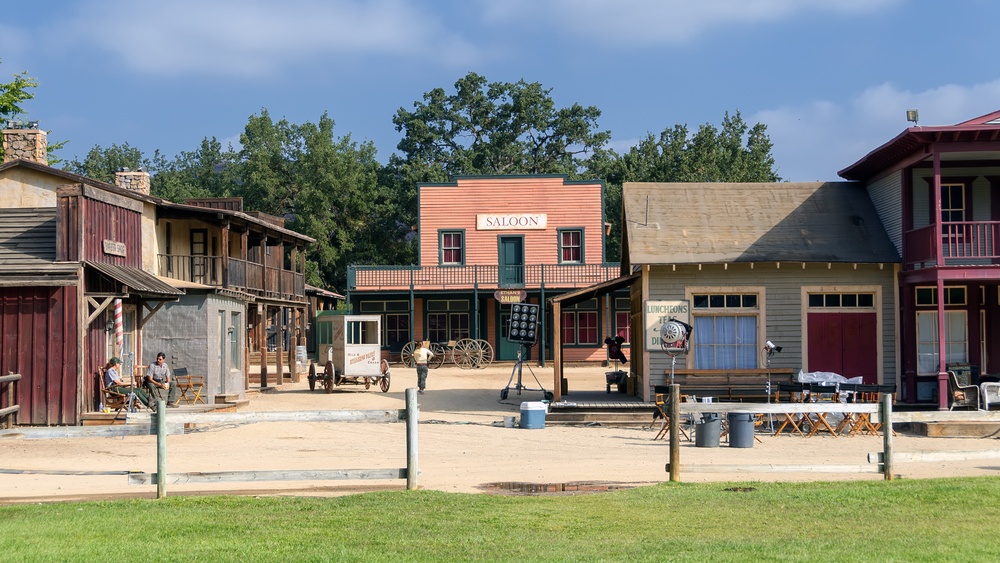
[773, 382, 805, 436]
[948, 371, 980, 410]
[805, 384, 840, 437]
[653, 392, 691, 441]
[176, 375, 206, 405]
[97, 369, 130, 415]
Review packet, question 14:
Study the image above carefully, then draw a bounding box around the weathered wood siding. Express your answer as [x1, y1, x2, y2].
[645, 263, 896, 392]
[0, 285, 79, 425]
[418, 177, 605, 267]
[867, 171, 903, 256]
[82, 198, 143, 267]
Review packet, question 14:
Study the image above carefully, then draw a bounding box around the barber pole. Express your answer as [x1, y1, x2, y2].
[114, 298, 124, 355]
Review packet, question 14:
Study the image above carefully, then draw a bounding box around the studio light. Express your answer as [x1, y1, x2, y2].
[507, 303, 539, 344]
[765, 340, 782, 353]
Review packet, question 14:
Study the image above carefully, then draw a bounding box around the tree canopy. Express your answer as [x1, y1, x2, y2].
[0, 61, 38, 162]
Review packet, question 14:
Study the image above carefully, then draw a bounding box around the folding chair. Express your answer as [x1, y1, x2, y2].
[773, 382, 805, 436]
[805, 384, 840, 437]
[653, 393, 691, 441]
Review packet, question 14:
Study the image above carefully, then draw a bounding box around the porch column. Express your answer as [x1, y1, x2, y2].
[275, 307, 284, 387]
[552, 300, 562, 402]
[221, 222, 230, 289]
[933, 150, 949, 410]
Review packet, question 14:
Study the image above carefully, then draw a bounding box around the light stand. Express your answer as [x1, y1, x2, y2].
[762, 341, 782, 432]
[500, 343, 553, 401]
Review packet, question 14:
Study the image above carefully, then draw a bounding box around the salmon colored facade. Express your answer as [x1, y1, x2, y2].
[347, 176, 629, 366]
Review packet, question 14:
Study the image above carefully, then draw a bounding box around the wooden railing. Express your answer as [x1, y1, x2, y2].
[349, 263, 621, 291]
[1, 372, 21, 428]
[158, 255, 303, 298]
[904, 221, 1000, 268]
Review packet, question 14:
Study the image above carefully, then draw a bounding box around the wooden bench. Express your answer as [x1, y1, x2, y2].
[659, 369, 795, 402]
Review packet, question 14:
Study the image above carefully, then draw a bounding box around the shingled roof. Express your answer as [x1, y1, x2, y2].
[622, 182, 900, 267]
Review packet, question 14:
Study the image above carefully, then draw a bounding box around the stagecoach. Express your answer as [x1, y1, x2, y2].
[308, 312, 390, 393]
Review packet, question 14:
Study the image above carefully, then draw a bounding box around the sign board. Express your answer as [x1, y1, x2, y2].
[644, 300, 690, 351]
[494, 289, 527, 304]
[476, 213, 547, 230]
[102, 239, 127, 257]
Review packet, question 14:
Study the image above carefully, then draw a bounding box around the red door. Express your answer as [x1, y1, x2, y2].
[807, 312, 878, 384]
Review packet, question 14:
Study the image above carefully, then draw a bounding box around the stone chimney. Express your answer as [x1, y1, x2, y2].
[2, 121, 47, 165]
[115, 168, 151, 195]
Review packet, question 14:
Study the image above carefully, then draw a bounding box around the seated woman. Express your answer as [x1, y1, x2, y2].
[104, 357, 152, 410]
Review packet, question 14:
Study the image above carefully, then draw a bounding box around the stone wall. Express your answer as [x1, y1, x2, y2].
[2, 128, 47, 164]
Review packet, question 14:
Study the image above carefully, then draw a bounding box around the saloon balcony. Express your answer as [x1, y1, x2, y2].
[903, 221, 1000, 275]
[158, 254, 305, 301]
[347, 263, 622, 292]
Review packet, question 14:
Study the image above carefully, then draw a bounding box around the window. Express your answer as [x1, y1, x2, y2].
[916, 311, 968, 374]
[613, 297, 630, 344]
[807, 292, 875, 308]
[691, 292, 759, 369]
[915, 286, 966, 306]
[561, 299, 598, 345]
[440, 230, 465, 266]
[941, 183, 965, 224]
[558, 228, 584, 263]
[359, 301, 410, 349]
[426, 300, 469, 342]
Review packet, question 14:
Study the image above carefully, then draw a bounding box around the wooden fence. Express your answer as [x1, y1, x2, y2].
[0, 373, 20, 429]
[131, 388, 420, 498]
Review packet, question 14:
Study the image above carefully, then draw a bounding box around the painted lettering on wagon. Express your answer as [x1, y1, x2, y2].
[476, 214, 548, 230]
[349, 350, 377, 366]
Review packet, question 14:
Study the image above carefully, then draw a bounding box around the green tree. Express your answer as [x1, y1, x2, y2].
[151, 137, 235, 203]
[0, 61, 65, 164]
[591, 111, 780, 262]
[65, 142, 153, 184]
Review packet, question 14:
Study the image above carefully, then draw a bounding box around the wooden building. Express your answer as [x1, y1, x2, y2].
[839, 109, 1000, 407]
[347, 176, 626, 366]
[618, 182, 900, 404]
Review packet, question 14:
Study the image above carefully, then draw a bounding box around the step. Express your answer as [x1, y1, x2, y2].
[912, 421, 1000, 437]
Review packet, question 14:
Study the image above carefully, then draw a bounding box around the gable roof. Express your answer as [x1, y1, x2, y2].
[838, 110, 1000, 181]
[622, 182, 900, 266]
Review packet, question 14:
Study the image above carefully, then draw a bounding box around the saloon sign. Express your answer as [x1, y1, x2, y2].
[476, 213, 547, 230]
[495, 289, 527, 304]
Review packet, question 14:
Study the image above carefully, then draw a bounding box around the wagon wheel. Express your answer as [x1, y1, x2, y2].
[429, 343, 446, 369]
[308, 362, 317, 391]
[475, 339, 494, 368]
[380, 359, 391, 392]
[400, 341, 418, 368]
[453, 338, 477, 369]
[324, 361, 335, 393]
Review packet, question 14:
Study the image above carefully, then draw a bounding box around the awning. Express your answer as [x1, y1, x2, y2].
[85, 261, 183, 298]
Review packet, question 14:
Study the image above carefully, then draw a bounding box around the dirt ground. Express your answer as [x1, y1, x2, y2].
[2, 364, 999, 503]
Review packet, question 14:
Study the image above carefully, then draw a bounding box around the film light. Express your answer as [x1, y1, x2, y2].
[507, 303, 539, 344]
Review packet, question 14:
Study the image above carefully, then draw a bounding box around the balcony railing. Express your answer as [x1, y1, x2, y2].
[158, 254, 304, 298]
[348, 263, 621, 291]
[904, 222, 1000, 268]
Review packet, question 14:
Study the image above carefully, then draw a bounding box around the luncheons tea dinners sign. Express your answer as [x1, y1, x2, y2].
[644, 300, 690, 351]
[477, 213, 547, 230]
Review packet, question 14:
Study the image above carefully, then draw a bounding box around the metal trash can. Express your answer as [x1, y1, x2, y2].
[727, 412, 755, 448]
[695, 413, 721, 447]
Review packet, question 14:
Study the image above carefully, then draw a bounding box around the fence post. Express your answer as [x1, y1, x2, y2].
[157, 399, 167, 498]
[406, 388, 418, 490]
[669, 383, 680, 482]
[882, 394, 893, 481]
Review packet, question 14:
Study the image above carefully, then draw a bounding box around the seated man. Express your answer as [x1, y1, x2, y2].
[104, 357, 152, 410]
[144, 352, 180, 408]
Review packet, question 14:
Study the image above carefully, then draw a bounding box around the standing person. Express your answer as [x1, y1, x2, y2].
[145, 352, 180, 407]
[413, 341, 434, 395]
[104, 357, 153, 410]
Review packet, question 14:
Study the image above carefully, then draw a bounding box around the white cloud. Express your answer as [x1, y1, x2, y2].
[754, 78, 1000, 181]
[477, 0, 901, 46]
[42, 0, 483, 78]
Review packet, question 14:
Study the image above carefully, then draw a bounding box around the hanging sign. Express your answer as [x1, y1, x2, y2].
[495, 289, 527, 304]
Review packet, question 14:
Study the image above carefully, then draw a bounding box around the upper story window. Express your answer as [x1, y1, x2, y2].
[916, 286, 967, 307]
[558, 228, 584, 264]
[440, 230, 465, 266]
[941, 183, 966, 224]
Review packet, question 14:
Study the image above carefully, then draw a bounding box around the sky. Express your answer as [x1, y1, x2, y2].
[3, 0, 1000, 182]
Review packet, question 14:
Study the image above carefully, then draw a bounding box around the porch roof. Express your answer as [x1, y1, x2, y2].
[85, 261, 183, 298]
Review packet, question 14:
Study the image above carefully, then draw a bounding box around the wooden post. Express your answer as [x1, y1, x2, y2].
[276, 308, 284, 387]
[669, 383, 680, 482]
[157, 399, 167, 498]
[882, 393, 893, 481]
[406, 388, 419, 490]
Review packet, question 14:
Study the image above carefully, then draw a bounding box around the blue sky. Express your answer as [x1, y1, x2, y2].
[3, 0, 1000, 181]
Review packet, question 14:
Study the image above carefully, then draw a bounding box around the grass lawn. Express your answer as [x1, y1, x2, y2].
[1, 477, 997, 561]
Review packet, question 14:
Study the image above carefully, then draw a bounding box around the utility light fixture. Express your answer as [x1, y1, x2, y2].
[906, 109, 919, 125]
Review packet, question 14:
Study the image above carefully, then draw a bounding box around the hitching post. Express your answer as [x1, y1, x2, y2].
[406, 387, 418, 490]
[157, 398, 167, 498]
[882, 393, 893, 481]
[669, 383, 680, 482]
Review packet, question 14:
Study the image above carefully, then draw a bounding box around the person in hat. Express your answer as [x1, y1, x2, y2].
[103, 357, 152, 410]
[145, 352, 180, 407]
[412, 341, 434, 395]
